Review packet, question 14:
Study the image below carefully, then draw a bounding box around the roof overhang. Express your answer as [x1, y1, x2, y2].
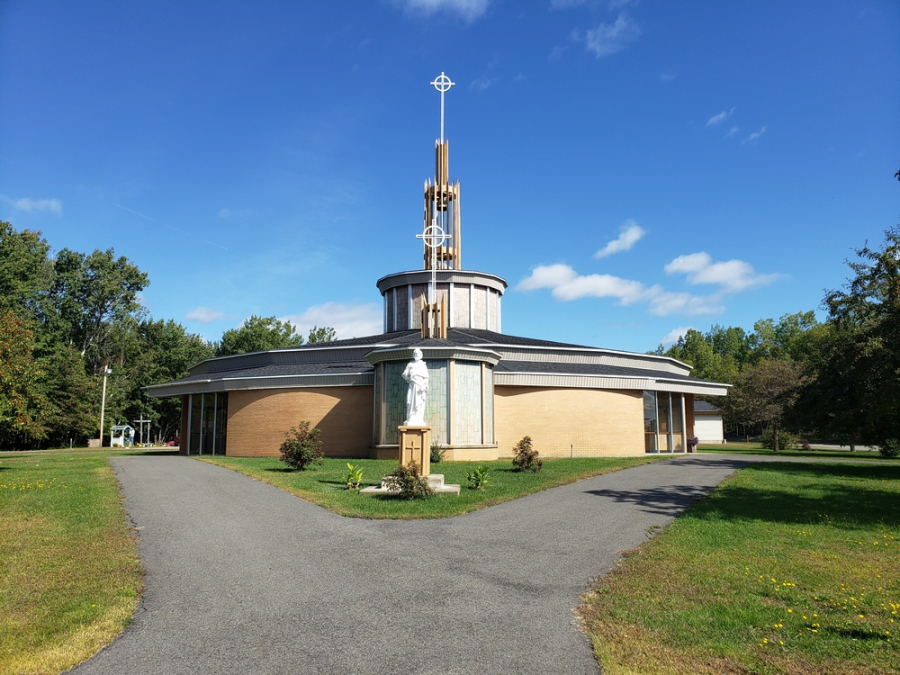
[366, 345, 502, 367]
[144, 371, 374, 398]
[493, 371, 731, 396]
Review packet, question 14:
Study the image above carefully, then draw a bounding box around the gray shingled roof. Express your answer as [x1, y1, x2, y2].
[494, 360, 708, 384]
[146, 327, 723, 394]
[169, 361, 373, 384]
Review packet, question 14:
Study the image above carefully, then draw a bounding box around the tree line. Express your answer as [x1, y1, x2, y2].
[654, 226, 900, 455]
[2, 219, 898, 454]
[0, 221, 335, 449]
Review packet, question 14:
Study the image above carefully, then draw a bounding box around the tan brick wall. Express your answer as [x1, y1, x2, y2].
[226, 386, 374, 458]
[494, 386, 645, 457]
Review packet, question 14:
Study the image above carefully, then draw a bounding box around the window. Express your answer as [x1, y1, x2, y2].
[644, 391, 686, 453]
[643, 391, 658, 453]
[187, 393, 228, 455]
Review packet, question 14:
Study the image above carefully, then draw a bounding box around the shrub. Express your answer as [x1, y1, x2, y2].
[278, 421, 324, 470]
[878, 439, 900, 459]
[760, 428, 798, 451]
[343, 463, 363, 489]
[512, 435, 542, 472]
[430, 441, 446, 464]
[383, 461, 433, 499]
[465, 465, 490, 490]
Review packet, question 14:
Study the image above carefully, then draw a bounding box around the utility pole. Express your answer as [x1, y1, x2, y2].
[99, 366, 112, 447]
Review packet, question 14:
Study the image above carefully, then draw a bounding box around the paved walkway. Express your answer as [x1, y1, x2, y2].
[69, 454, 754, 675]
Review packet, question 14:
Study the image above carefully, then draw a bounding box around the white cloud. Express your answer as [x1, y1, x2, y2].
[186, 307, 226, 323]
[647, 289, 725, 316]
[217, 207, 253, 219]
[660, 326, 693, 348]
[470, 75, 499, 91]
[552, 273, 648, 303]
[396, 0, 490, 21]
[516, 263, 579, 291]
[659, 72, 676, 83]
[549, 44, 569, 61]
[743, 126, 767, 144]
[1, 194, 62, 215]
[518, 265, 648, 304]
[706, 108, 735, 127]
[665, 252, 782, 292]
[579, 12, 640, 57]
[281, 302, 383, 340]
[727, 126, 739, 138]
[518, 250, 781, 317]
[664, 252, 711, 274]
[594, 219, 645, 259]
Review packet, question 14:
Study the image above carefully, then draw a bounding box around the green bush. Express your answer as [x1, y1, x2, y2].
[512, 435, 542, 472]
[465, 465, 490, 490]
[878, 439, 900, 459]
[278, 421, 324, 470]
[430, 441, 446, 464]
[760, 428, 798, 451]
[383, 461, 433, 499]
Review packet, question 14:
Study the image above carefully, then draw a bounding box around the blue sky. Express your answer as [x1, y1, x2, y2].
[1, 0, 898, 353]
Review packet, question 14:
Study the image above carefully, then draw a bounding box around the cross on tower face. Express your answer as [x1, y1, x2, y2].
[430, 71, 455, 143]
[417, 223, 448, 303]
[416, 223, 447, 250]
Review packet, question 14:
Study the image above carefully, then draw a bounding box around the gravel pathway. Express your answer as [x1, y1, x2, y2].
[68, 454, 753, 675]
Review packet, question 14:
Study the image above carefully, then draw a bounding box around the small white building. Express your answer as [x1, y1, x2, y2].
[693, 401, 725, 444]
[110, 425, 135, 448]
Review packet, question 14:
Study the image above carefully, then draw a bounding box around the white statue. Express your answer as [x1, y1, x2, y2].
[402, 348, 429, 426]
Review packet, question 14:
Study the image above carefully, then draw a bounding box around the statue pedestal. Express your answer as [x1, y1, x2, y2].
[398, 425, 431, 477]
[362, 426, 460, 495]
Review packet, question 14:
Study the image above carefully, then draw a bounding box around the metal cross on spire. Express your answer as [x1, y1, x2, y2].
[417, 222, 446, 304]
[430, 71, 455, 144]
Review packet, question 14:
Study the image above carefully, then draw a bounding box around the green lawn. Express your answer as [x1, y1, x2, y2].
[199, 455, 663, 518]
[0, 451, 143, 675]
[6, 447, 897, 675]
[699, 442, 889, 461]
[580, 461, 900, 674]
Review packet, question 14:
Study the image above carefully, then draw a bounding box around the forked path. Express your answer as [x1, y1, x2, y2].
[69, 454, 751, 675]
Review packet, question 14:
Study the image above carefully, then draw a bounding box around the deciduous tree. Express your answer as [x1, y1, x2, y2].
[307, 325, 336, 344]
[724, 358, 804, 451]
[0, 312, 47, 446]
[799, 226, 900, 452]
[217, 315, 304, 356]
[48, 248, 149, 368]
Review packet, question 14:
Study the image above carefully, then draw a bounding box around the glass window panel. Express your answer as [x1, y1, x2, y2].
[643, 391, 657, 453]
[643, 392, 657, 433]
[202, 393, 215, 455]
[672, 393, 683, 434]
[189, 394, 201, 455]
[657, 394, 670, 434]
[214, 393, 227, 455]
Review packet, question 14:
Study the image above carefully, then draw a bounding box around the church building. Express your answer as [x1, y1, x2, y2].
[146, 73, 729, 460]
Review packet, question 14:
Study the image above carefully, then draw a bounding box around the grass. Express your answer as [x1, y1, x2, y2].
[699, 442, 890, 461]
[6, 445, 894, 674]
[198, 455, 663, 518]
[580, 461, 900, 674]
[0, 451, 143, 675]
